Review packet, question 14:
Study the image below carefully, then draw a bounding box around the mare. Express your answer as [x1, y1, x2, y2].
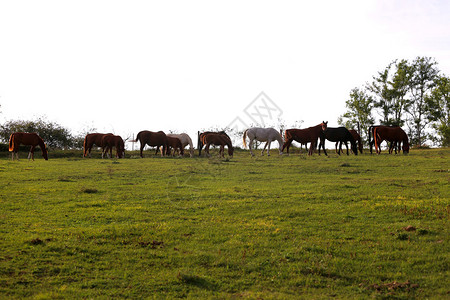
[9, 132, 48, 160]
[374, 126, 409, 154]
[197, 131, 231, 156]
[83, 133, 113, 157]
[282, 121, 328, 155]
[202, 133, 234, 158]
[101, 135, 125, 159]
[131, 130, 168, 158]
[167, 133, 193, 157]
[165, 136, 184, 157]
[319, 127, 357, 156]
[243, 127, 283, 156]
[335, 129, 363, 154]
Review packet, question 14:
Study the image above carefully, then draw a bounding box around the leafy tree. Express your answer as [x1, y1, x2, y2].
[0, 118, 74, 149]
[368, 61, 396, 125]
[338, 87, 374, 144]
[389, 59, 411, 126]
[426, 75, 450, 146]
[406, 57, 439, 146]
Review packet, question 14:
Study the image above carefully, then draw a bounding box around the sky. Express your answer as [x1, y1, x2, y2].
[1, 0, 449, 147]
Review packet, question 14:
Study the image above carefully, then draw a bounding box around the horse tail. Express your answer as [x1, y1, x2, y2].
[8, 133, 15, 152]
[242, 129, 248, 149]
[128, 132, 140, 143]
[374, 127, 379, 154]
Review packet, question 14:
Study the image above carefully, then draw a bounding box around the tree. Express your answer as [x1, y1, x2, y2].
[368, 61, 396, 125]
[389, 59, 411, 126]
[0, 118, 74, 149]
[338, 87, 374, 144]
[406, 57, 439, 146]
[426, 75, 450, 146]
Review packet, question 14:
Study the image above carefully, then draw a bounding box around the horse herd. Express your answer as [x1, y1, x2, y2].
[7, 122, 410, 160]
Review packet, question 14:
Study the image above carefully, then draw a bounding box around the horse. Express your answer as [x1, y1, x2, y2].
[167, 133, 194, 157]
[9, 132, 48, 160]
[83, 133, 113, 157]
[335, 129, 363, 154]
[165, 136, 184, 157]
[197, 131, 231, 156]
[243, 127, 283, 156]
[319, 127, 357, 156]
[202, 133, 234, 158]
[101, 135, 125, 159]
[130, 130, 168, 157]
[282, 121, 328, 156]
[374, 126, 409, 154]
[368, 125, 400, 154]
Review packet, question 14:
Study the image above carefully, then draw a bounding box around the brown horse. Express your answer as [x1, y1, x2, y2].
[282, 121, 327, 155]
[202, 133, 234, 158]
[197, 131, 231, 156]
[101, 135, 125, 158]
[166, 136, 184, 157]
[83, 133, 113, 157]
[374, 126, 409, 154]
[131, 130, 168, 158]
[9, 132, 48, 160]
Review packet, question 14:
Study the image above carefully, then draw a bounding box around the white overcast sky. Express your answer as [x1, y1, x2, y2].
[1, 0, 449, 143]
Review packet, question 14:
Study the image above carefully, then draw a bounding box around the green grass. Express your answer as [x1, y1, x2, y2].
[0, 148, 449, 299]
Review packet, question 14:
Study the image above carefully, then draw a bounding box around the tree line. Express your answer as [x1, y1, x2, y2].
[338, 56, 449, 147]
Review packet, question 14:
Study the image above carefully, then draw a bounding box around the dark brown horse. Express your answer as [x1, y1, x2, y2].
[197, 131, 231, 156]
[282, 122, 327, 155]
[131, 131, 168, 158]
[335, 129, 363, 154]
[319, 127, 357, 156]
[202, 133, 234, 158]
[9, 132, 48, 160]
[166, 136, 184, 157]
[83, 133, 113, 157]
[101, 135, 125, 158]
[374, 126, 409, 154]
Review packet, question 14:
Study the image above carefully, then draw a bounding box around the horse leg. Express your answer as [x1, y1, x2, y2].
[249, 139, 255, 156]
[344, 142, 349, 155]
[283, 139, 292, 155]
[266, 141, 271, 156]
[140, 144, 144, 158]
[28, 146, 36, 160]
[262, 142, 268, 156]
[335, 142, 339, 154]
[205, 144, 211, 157]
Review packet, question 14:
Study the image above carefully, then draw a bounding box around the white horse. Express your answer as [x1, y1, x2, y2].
[242, 127, 284, 156]
[167, 133, 194, 157]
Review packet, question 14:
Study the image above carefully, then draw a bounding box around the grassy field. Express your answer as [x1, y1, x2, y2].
[0, 148, 449, 299]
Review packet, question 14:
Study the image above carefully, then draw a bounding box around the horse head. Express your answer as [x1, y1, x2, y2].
[321, 121, 328, 131]
[402, 142, 410, 154]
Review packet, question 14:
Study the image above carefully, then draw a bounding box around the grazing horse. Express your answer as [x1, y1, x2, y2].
[165, 136, 185, 157]
[202, 133, 234, 158]
[101, 135, 125, 159]
[320, 127, 357, 156]
[167, 133, 194, 157]
[83, 133, 113, 157]
[9, 132, 48, 160]
[374, 126, 409, 154]
[197, 131, 231, 156]
[243, 127, 283, 156]
[282, 122, 328, 156]
[130, 130, 168, 158]
[335, 129, 363, 154]
[368, 125, 400, 154]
